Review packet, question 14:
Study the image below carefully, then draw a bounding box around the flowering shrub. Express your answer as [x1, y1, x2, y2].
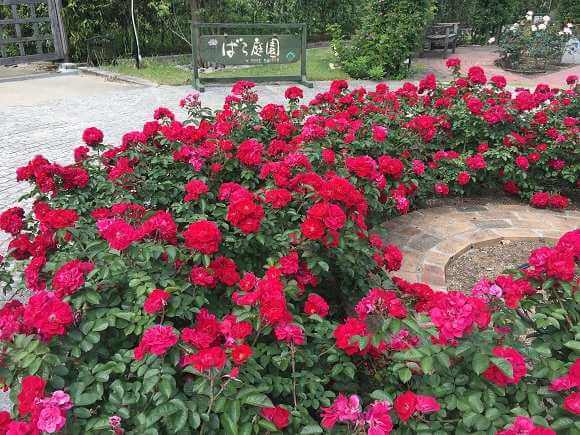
[498, 12, 574, 73]
[0, 65, 578, 433]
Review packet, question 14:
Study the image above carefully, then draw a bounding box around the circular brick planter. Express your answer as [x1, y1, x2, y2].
[382, 203, 580, 291]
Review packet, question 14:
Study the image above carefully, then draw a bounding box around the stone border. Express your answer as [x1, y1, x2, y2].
[382, 203, 580, 291]
[78, 66, 157, 87]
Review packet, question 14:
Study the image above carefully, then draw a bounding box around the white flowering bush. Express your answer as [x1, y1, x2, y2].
[497, 11, 573, 73]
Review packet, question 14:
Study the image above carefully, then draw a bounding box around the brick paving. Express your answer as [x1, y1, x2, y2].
[416, 45, 580, 88]
[382, 203, 580, 291]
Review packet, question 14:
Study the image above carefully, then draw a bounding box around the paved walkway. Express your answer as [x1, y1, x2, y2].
[416, 46, 580, 88]
[383, 203, 580, 291]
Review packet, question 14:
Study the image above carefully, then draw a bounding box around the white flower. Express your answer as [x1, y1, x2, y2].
[538, 23, 546, 30]
[563, 27, 572, 35]
[526, 10, 533, 16]
[543, 15, 550, 22]
[567, 23, 573, 28]
[559, 31, 564, 35]
[531, 25, 538, 31]
[488, 37, 496, 44]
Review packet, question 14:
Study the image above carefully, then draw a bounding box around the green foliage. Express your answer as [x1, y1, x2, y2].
[330, 0, 434, 79]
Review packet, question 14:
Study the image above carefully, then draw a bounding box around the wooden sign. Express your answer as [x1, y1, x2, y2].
[199, 34, 301, 65]
[191, 22, 312, 91]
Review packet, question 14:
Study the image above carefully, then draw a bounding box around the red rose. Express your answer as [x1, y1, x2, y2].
[97, 218, 137, 251]
[549, 194, 569, 210]
[226, 197, 264, 234]
[236, 139, 263, 166]
[264, 189, 292, 209]
[17, 375, 46, 416]
[284, 86, 303, 100]
[82, 127, 104, 147]
[190, 266, 216, 287]
[23, 291, 74, 341]
[261, 406, 290, 429]
[563, 392, 580, 415]
[491, 75, 507, 88]
[184, 346, 226, 371]
[515, 155, 529, 171]
[304, 293, 329, 318]
[300, 217, 325, 240]
[483, 346, 526, 386]
[0, 207, 24, 235]
[394, 391, 417, 422]
[545, 250, 575, 281]
[446, 58, 460, 68]
[467, 97, 483, 114]
[231, 343, 253, 365]
[184, 179, 208, 202]
[457, 171, 471, 185]
[372, 125, 389, 142]
[322, 149, 335, 165]
[144, 289, 171, 314]
[467, 66, 487, 85]
[530, 192, 550, 208]
[153, 106, 175, 121]
[378, 156, 404, 179]
[183, 220, 222, 254]
[274, 322, 304, 345]
[434, 183, 449, 196]
[334, 317, 369, 355]
[133, 325, 178, 360]
[210, 256, 240, 286]
[52, 259, 94, 298]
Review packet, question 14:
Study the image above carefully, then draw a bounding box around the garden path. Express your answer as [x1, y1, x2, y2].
[417, 45, 580, 88]
[382, 202, 580, 291]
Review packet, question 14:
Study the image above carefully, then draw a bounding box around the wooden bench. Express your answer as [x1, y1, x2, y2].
[426, 22, 459, 55]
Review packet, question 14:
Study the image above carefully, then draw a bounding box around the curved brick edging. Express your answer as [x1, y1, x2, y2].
[381, 203, 580, 291]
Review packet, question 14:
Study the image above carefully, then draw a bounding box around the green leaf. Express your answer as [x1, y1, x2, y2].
[243, 393, 273, 408]
[491, 357, 513, 378]
[221, 413, 238, 435]
[564, 341, 580, 351]
[472, 353, 490, 375]
[75, 392, 101, 406]
[467, 393, 484, 414]
[398, 367, 412, 383]
[300, 424, 323, 434]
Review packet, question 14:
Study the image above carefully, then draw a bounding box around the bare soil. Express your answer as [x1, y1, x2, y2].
[446, 238, 553, 291]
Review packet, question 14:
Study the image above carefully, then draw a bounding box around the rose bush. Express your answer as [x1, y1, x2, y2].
[0, 63, 578, 434]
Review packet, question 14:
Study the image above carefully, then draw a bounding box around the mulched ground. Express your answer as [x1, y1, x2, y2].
[446, 239, 553, 291]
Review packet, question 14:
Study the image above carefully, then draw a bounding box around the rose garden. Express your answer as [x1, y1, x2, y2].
[0, 57, 577, 434]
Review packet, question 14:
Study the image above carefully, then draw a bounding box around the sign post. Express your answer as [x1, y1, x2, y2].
[191, 23, 313, 91]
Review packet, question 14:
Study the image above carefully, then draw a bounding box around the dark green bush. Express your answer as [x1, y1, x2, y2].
[330, 0, 434, 80]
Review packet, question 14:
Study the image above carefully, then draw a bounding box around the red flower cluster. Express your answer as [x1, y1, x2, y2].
[496, 416, 555, 435]
[181, 308, 253, 371]
[483, 346, 527, 386]
[17, 155, 89, 195]
[550, 358, 580, 415]
[52, 259, 94, 298]
[530, 191, 570, 209]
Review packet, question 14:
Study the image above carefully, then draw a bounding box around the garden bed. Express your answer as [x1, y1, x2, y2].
[0, 62, 578, 434]
[446, 238, 551, 291]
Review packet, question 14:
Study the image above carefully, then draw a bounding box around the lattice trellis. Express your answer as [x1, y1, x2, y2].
[0, 0, 67, 66]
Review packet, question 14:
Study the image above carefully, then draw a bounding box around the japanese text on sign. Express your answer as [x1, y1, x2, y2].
[199, 34, 301, 65]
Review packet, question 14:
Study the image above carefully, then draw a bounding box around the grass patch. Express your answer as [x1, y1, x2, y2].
[104, 47, 347, 86]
